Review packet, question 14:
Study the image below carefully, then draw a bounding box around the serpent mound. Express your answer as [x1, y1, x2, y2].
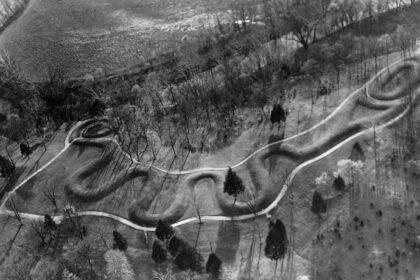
[64, 141, 149, 203]
[57, 57, 420, 228]
[81, 120, 113, 139]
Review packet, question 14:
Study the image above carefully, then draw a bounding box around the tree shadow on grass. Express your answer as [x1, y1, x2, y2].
[215, 221, 240, 264]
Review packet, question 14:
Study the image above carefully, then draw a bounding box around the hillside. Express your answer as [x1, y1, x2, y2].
[1, 0, 420, 280]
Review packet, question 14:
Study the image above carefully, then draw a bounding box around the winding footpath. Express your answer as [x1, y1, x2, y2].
[0, 54, 418, 232]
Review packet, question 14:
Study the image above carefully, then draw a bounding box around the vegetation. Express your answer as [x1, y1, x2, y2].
[265, 219, 288, 261]
[152, 239, 168, 264]
[155, 220, 176, 241]
[0, 153, 14, 177]
[223, 167, 245, 205]
[2, 0, 420, 279]
[270, 103, 287, 124]
[311, 191, 327, 216]
[333, 175, 346, 191]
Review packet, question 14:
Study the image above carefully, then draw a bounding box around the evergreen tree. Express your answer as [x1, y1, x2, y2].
[333, 176, 346, 191]
[0, 155, 14, 178]
[44, 214, 56, 229]
[206, 252, 222, 277]
[311, 191, 327, 216]
[113, 230, 128, 251]
[264, 219, 288, 261]
[168, 235, 184, 256]
[173, 243, 203, 272]
[151, 239, 167, 264]
[20, 142, 31, 156]
[270, 104, 286, 124]
[155, 220, 175, 241]
[223, 167, 245, 205]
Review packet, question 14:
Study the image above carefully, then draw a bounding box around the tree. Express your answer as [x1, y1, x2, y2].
[270, 104, 286, 124]
[311, 191, 327, 216]
[44, 214, 56, 229]
[223, 167, 245, 205]
[43, 183, 58, 210]
[265, 220, 288, 260]
[332, 175, 346, 191]
[206, 252, 222, 277]
[0, 154, 15, 178]
[152, 239, 167, 264]
[283, 0, 327, 50]
[19, 142, 31, 157]
[31, 221, 47, 246]
[265, 220, 288, 277]
[168, 235, 184, 256]
[155, 220, 175, 241]
[173, 243, 203, 272]
[113, 230, 128, 251]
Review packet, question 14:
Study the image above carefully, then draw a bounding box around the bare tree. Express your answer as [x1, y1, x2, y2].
[43, 182, 58, 211]
[31, 221, 47, 246]
[192, 194, 203, 224]
[283, 0, 327, 50]
[9, 198, 22, 225]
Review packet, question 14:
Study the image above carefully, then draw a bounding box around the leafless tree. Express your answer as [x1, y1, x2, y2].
[63, 203, 85, 239]
[192, 194, 203, 224]
[9, 198, 22, 225]
[31, 221, 47, 246]
[43, 181, 58, 211]
[245, 190, 258, 217]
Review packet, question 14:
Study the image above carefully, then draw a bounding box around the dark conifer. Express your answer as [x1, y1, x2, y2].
[44, 214, 56, 229]
[264, 219, 288, 261]
[20, 142, 31, 156]
[155, 220, 175, 241]
[0, 155, 14, 178]
[333, 176, 346, 191]
[270, 104, 286, 124]
[173, 243, 203, 272]
[223, 167, 245, 205]
[311, 191, 327, 216]
[152, 239, 167, 264]
[168, 235, 184, 256]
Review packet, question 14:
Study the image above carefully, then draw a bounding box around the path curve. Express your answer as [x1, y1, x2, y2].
[1, 54, 418, 232]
